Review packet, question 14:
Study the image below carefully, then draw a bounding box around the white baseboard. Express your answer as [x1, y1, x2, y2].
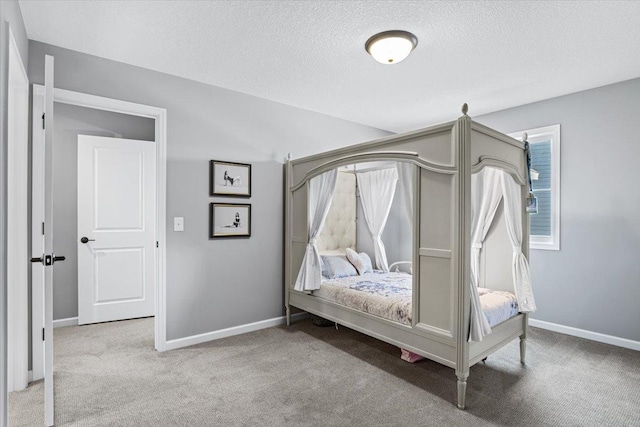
[164, 312, 309, 351]
[53, 317, 79, 328]
[529, 319, 640, 351]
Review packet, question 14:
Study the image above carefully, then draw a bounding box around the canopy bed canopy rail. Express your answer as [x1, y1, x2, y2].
[289, 151, 457, 192]
[284, 105, 534, 409]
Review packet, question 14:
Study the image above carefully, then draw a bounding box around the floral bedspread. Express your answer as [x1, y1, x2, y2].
[315, 271, 519, 327]
[477, 287, 520, 327]
[316, 271, 413, 325]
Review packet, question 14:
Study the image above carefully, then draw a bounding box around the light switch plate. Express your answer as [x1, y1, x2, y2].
[174, 217, 184, 232]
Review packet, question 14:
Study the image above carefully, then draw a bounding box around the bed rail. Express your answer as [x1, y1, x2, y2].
[389, 261, 412, 274]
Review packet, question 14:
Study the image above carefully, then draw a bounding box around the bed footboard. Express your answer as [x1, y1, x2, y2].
[468, 314, 525, 366]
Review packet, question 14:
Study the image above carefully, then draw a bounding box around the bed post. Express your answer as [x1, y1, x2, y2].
[520, 314, 528, 364]
[455, 103, 472, 409]
[520, 133, 530, 363]
[285, 153, 292, 326]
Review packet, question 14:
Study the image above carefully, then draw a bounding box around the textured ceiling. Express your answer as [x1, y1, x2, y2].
[19, 1, 640, 133]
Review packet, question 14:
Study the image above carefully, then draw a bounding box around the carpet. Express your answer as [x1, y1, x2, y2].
[9, 317, 640, 426]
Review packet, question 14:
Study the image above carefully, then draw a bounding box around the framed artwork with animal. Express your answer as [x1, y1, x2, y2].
[210, 160, 252, 197]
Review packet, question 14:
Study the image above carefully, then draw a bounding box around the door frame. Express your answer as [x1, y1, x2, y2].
[31, 85, 168, 375]
[7, 27, 30, 392]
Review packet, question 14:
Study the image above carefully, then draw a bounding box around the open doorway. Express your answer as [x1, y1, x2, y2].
[52, 104, 156, 326]
[7, 82, 169, 425]
[30, 87, 169, 377]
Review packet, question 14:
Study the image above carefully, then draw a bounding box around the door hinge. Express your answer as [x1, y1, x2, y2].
[42, 222, 45, 235]
[42, 328, 45, 341]
[156, 241, 159, 248]
[42, 113, 45, 130]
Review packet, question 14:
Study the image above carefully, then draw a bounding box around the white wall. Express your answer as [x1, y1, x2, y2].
[477, 78, 640, 342]
[1, 0, 29, 423]
[28, 41, 390, 341]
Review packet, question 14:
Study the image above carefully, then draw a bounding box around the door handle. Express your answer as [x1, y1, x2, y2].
[80, 237, 95, 244]
[30, 254, 66, 266]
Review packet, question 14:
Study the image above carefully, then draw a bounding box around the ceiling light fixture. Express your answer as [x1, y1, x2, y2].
[365, 30, 418, 65]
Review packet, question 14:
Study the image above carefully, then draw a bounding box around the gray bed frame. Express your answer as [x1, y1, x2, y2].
[284, 106, 530, 409]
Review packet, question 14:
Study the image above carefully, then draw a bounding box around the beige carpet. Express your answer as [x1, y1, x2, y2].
[9, 317, 640, 426]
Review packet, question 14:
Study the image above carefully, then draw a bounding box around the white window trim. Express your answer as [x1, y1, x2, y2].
[509, 124, 561, 251]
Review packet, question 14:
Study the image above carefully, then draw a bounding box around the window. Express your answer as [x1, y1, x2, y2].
[509, 125, 560, 251]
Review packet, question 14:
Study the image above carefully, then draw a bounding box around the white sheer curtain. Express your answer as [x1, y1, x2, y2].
[294, 169, 338, 292]
[500, 171, 537, 312]
[469, 168, 504, 341]
[356, 168, 398, 272]
[396, 162, 414, 227]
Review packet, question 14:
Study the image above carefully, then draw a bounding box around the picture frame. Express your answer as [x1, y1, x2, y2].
[210, 160, 251, 197]
[209, 203, 251, 238]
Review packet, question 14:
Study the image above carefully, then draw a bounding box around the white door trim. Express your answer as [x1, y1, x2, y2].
[43, 54, 55, 427]
[7, 27, 30, 393]
[31, 84, 168, 353]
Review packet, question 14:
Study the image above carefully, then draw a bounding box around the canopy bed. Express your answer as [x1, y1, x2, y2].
[284, 106, 536, 409]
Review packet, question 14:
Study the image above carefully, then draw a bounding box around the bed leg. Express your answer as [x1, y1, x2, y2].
[456, 374, 468, 410]
[286, 305, 291, 326]
[519, 337, 526, 364]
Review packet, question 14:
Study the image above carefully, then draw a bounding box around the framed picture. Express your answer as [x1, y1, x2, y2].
[209, 203, 251, 238]
[210, 160, 251, 197]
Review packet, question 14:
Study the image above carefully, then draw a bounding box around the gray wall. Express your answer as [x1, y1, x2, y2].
[52, 104, 155, 320]
[1, 1, 28, 423]
[28, 41, 390, 340]
[477, 78, 640, 342]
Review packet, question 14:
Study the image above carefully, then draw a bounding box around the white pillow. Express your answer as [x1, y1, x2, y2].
[321, 255, 358, 279]
[345, 248, 373, 275]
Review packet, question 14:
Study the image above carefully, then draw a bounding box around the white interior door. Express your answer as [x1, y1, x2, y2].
[77, 135, 156, 325]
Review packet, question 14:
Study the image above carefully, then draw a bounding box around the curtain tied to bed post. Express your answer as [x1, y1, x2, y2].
[294, 169, 338, 292]
[469, 168, 503, 341]
[372, 232, 388, 272]
[356, 168, 399, 272]
[512, 250, 534, 310]
[501, 171, 537, 313]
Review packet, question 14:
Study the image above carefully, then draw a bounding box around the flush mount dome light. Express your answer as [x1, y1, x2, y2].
[365, 30, 418, 64]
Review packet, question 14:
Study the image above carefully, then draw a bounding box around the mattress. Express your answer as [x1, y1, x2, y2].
[316, 271, 413, 325]
[477, 287, 520, 327]
[315, 271, 519, 327]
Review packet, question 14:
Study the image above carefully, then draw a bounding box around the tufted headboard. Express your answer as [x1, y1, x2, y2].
[318, 171, 356, 254]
